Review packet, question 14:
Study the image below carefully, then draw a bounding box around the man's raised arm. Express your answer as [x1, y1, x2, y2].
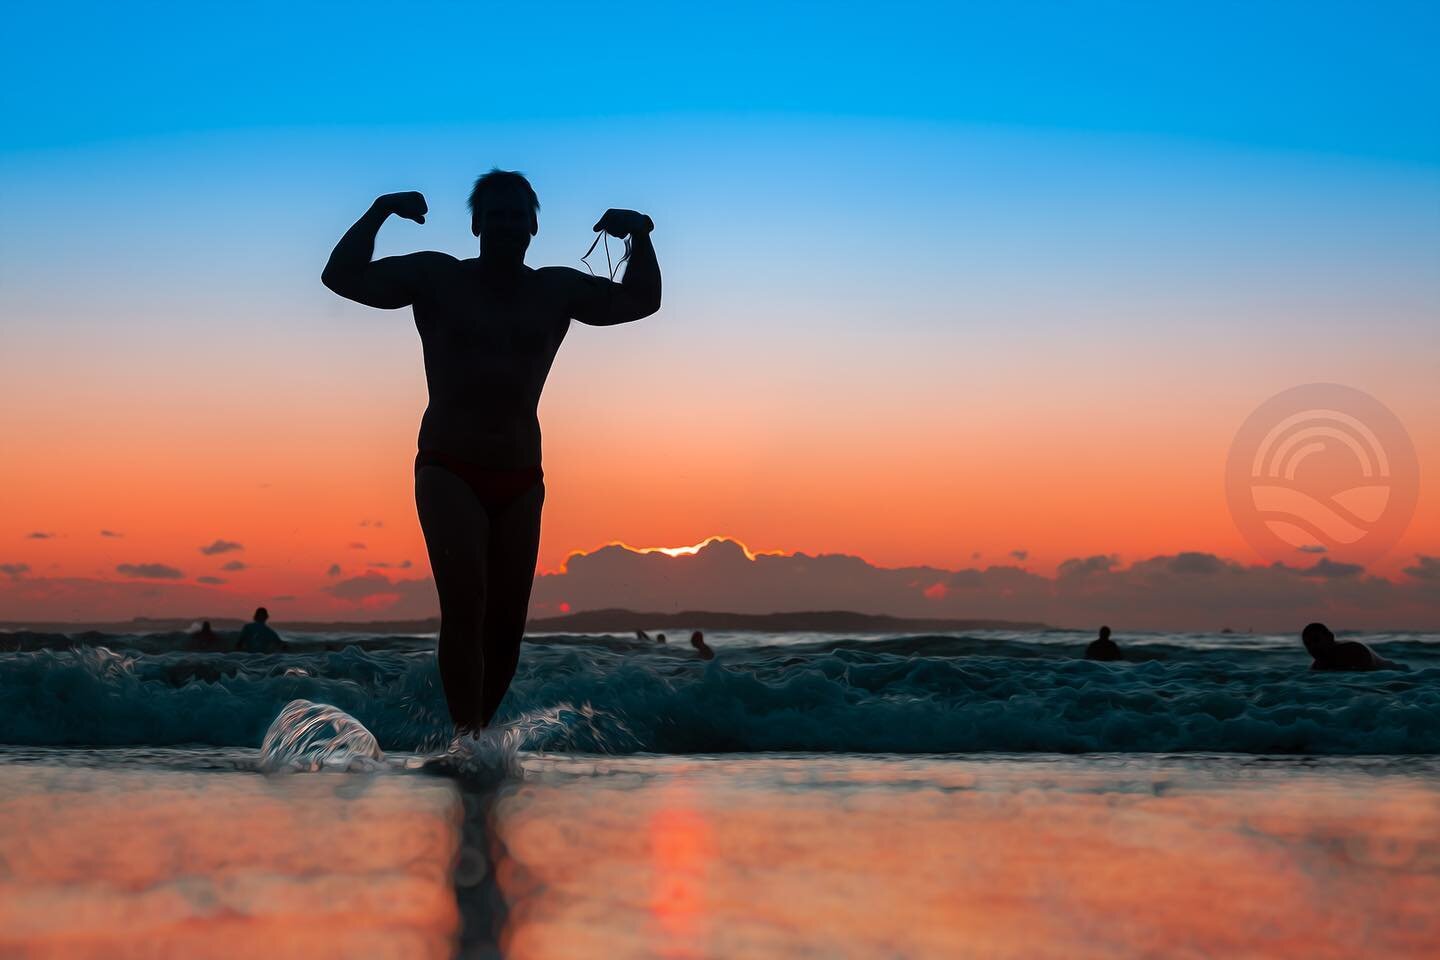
[566, 209, 662, 326]
[321, 192, 440, 309]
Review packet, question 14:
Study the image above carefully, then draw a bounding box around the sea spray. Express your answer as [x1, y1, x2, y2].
[259, 699, 384, 772]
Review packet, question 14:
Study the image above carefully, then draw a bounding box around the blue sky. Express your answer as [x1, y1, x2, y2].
[4, 1, 1437, 161]
[2, 0, 1438, 597]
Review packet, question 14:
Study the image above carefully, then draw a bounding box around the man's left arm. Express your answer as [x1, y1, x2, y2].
[568, 209, 661, 325]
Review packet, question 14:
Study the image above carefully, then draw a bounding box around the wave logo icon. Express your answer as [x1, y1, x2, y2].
[1225, 384, 1418, 565]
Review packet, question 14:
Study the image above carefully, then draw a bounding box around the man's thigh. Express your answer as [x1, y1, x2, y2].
[484, 481, 545, 621]
[415, 465, 490, 604]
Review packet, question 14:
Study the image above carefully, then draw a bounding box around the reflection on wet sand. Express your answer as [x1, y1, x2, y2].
[0, 764, 463, 959]
[493, 756, 1440, 959]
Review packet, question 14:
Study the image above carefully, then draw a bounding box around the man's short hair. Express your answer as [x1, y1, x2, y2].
[468, 169, 539, 221]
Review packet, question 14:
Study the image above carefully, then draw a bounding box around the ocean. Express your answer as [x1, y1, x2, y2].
[2, 628, 1437, 755]
[2, 629, 1438, 957]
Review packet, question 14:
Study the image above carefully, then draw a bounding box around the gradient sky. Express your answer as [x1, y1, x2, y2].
[2, 1, 1437, 621]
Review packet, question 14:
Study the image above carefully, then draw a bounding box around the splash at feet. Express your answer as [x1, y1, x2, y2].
[259, 699, 384, 772]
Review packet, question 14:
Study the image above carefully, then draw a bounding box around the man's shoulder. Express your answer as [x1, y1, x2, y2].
[534, 265, 591, 286]
[410, 251, 462, 271]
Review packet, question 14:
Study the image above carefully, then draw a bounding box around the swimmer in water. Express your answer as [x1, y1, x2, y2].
[1085, 625, 1122, 662]
[191, 620, 220, 649]
[690, 630, 715, 660]
[323, 170, 660, 734]
[238, 607, 284, 653]
[1302, 622, 1404, 671]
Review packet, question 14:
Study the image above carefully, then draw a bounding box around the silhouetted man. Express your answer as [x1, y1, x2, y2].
[690, 630, 715, 660]
[322, 169, 661, 734]
[238, 607, 283, 653]
[1085, 625, 1122, 662]
[1302, 622, 1403, 671]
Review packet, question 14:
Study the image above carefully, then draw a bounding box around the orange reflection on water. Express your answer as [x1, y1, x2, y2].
[647, 783, 712, 957]
[0, 764, 464, 959]
[493, 756, 1440, 959]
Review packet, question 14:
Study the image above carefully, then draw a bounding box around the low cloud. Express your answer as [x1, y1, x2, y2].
[1, 563, 30, 580]
[115, 563, 185, 580]
[348, 542, 366, 550]
[221, 560, 247, 572]
[196, 576, 226, 585]
[199, 539, 244, 556]
[1298, 545, 1327, 554]
[326, 563, 343, 578]
[26, 532, 55, 540]
[323, 571, 436, 616]
[1300, 558, 1363, 580]
[99, 530, 124, 538]
[522, 539, 1440, 631]
[359, 520, 385, 528]
[1403, 556, 1440, 582]
[1009, 549, 1028, 561]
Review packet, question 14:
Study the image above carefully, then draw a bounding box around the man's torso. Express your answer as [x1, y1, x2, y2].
[411, 259, 575, 467]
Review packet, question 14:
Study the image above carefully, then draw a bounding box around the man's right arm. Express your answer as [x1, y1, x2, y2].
[322, 192, 442, 309]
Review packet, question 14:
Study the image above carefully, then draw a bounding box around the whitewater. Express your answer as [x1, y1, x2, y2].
[2, 629, 1437, 755]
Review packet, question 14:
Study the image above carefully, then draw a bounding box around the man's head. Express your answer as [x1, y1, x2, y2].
[469, 169, 539, 258]
[1302, 622, 1334, 657]
[1098, 625, 1111, 641]
[254, 607, 269, 623]
[691, 631, 705, 648]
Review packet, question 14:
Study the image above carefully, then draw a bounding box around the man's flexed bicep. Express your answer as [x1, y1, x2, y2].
[561, 209, 661, 325]
[322, 192, 445, 309]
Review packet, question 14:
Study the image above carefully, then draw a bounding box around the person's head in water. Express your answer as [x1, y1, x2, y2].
[253, 607, 269, 624]
[1302, 622, 1335, 658]
[1098, 625, 1111, 641]
[691, 631, 705, 648]
[469, 169, 539, 263]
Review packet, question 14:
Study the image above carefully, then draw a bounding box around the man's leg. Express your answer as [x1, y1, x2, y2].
[415, 465, 491, 733]
[477, 481, 545, 727]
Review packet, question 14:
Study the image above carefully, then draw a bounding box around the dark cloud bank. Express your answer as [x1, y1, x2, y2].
[319, 539, 1440, 632]
[4, 540, 1438, 630]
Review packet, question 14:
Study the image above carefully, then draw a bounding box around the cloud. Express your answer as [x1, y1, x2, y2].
[1300, 558, 1364, 579]
[199, 539, 244, 556]
[273, 595, 296, 601]
[1297, 544, 1327, 554]
[370, 561, 392, 568]
[521, 539, 1440, 631]
[399, 560, 413, 569]
[1166, 552, 1227, 576]
[99, 530, 124, 538]
[1009, 550, 1028, 561]
[1056, 555, 1117, 579]
[221, 560, 247, 572]
[359, 520, 385, 528]
[115, 563, 186, 580]
[322, 571, 436, 616]
[326, 563, 343, 577]
[1, 563, 30, 580]
[196, 576, 226, 585]
[348, 542, 366, 549]
[1403, 556, 1440, 582]
[26, 532, 55, 540]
